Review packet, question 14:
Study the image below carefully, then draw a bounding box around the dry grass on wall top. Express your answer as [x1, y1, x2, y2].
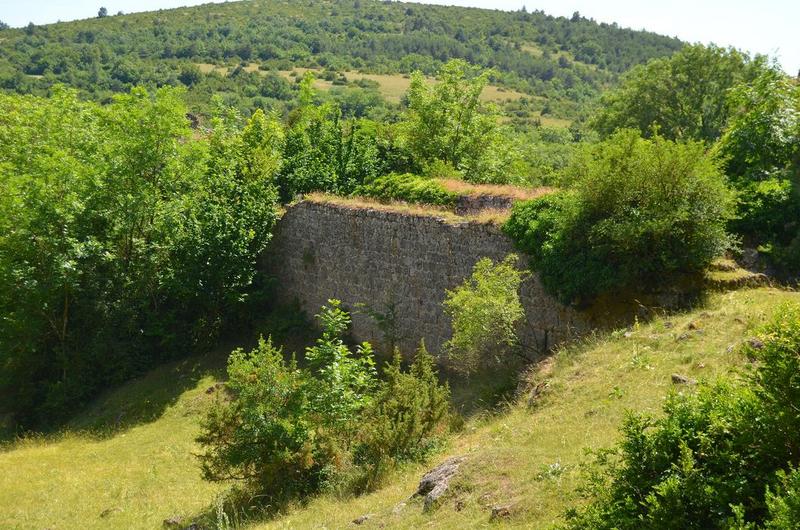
[303, 192, 514, 225]
[436, 179, 554, 201]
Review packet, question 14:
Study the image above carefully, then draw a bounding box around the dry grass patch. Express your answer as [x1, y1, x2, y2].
[305, 192, 517, 226]
[276, 69, 527, 104]
[437, 179, 554, 201]
[521, 43, 544, 57]
[540, 114, 573, 128]
[195, 62, 228, 75]
[305, 192, 462, 221]
[466, 208, 512, 225]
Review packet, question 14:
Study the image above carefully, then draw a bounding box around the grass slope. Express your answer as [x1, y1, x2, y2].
[0, 353, 229, 529]
[1, 287, 795, 529]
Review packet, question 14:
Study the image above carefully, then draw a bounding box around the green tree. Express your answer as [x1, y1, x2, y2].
[505, 130, 733, 303]
[0, 87, 280, 427]
[715, 69, 800, 268]
[717, 68, 800, 182]
[443, 255, 527, 374]
[277, 73, 381, 201]
[165, 105, 282, 343]
[97, 7, 108, 18]
[592, 44, 772, 143]
[401, 59, 522, 183]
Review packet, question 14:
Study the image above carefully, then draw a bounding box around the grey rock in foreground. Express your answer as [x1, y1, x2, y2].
[413, 456, 466, 512]
[671, 373, 697, 385]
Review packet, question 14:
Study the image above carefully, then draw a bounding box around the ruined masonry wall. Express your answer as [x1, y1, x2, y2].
[263, 201, 591, 355]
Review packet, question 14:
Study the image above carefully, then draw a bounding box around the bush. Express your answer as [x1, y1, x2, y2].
[732, 178, 800, 244]
[354, 173, 457, 206]
[303, 300, 378, 436]
[196, 337, 331, 498]
[197, 301, 451, 501]
[197, 301, 377, 498]
[565, 303, 800, 529]
[715, 69, 800, 272]
[521, 126, 584, 186]
[764, 468, 800, 529]
[443, 255, 527, 374]
[354, 342, 451, 488]
[504, 130, 734, 303]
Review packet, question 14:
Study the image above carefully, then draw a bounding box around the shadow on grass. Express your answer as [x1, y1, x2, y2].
[0, 351, 224, 446]
[63, 350, 228, 438]
[443, 362, 523, 418]
[0, 304, 317, 445]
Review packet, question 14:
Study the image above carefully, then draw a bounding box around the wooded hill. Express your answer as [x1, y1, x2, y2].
[0, 0, 683, 120]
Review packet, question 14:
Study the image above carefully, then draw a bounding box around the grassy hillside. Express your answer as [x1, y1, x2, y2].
[2, 286, 794, 529]
[0, 353, 228, 529]
[0, 0, 682, 120]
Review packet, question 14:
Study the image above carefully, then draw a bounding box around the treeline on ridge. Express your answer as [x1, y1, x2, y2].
[0, 0, 682, 120]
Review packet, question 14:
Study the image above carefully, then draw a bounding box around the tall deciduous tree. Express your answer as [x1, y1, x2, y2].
[277, 73, 380, 201]
[401, 59, 522, 183]
[592, 44, 773, 143]
[0, 87, 280, 427]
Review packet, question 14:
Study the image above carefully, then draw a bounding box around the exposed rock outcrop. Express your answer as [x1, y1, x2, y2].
[414, 456, 466, 512]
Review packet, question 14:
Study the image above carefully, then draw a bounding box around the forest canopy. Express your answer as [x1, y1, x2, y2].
[0, 0, 683, 120]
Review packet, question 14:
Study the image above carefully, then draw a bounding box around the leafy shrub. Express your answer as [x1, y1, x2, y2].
[401, 59, 523, 184]
[565, 303, 800, 529]
[521, 126, 585, 186]
[504, 130, 734, 303]
[198, 301, 377, 498]
[354, 173, 457, 207]
[731, 178, 799, 244]
[443, 255, 527, 374]
[303, 300, 378, 435]
[354, 342, 451, 488]
[565, 382, 764, 529]
[197, 301, 451, 501]
[196, 337, 331, 498]
[764, 468, 800, 529]
[715, 69, 800, 272]
[747, 304, 800, 466]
